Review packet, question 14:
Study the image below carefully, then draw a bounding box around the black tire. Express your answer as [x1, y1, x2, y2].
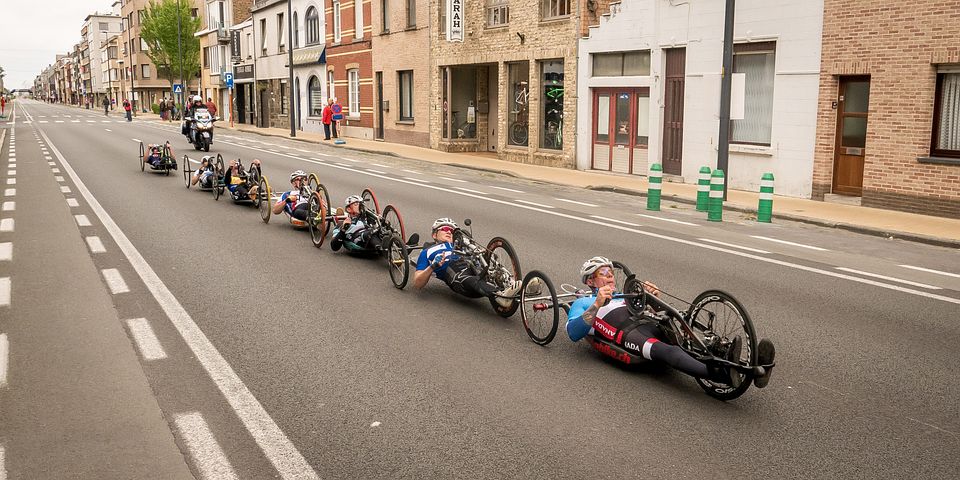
[484, 236, 521, 317]
[183, 155, 192, 188]
[387, 233, 410, 289]
[213, 180, 221, 201]
[361, 188, 380, 215]
[520, 270, 559, 345]
[307, 173, 320, 195]
[308, 192, 328, 248]
[258, 177, 271, 223]
[686, 290, 758, 401]
[194, 137, 201, 151]
[380, 204, 406, 242]
[203, 139, 210, 152]
[612, 260, 634, 291]
[139, 142, 145, 172]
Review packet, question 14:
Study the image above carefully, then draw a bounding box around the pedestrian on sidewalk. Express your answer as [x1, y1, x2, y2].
[167, 98, 175, 122]
[123, 99, 132, 122]
[205, 97, 218, 117]
[102, 96, 110, 116]
[159, 98, 168, 121]
[322, 99, 333, 140]
[1, 96, 5, 116]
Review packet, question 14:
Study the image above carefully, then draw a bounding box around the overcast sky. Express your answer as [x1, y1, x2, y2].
[0, 0, 117, 89]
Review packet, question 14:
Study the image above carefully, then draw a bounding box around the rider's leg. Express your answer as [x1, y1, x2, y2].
[446, 267, 498, 298]
[291, 203, 309, 221]
[621, 323, 712, 378]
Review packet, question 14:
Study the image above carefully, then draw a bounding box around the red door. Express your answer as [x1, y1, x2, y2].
[591, 88, 649, 174]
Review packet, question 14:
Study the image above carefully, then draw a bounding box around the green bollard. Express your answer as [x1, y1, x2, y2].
[708, 169, 725, 222]
[696, 166, 711, 211]
[757, 173, 774, 223]
[646, 163, 662, 211]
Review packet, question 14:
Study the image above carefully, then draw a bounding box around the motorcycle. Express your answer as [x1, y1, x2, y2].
[184, 108, 218, 152]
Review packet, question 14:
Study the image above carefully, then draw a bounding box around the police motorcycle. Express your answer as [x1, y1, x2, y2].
[182, 97, 218, 152]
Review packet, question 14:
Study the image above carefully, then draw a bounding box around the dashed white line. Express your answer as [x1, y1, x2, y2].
[836, 267, 943, 290]
[5, 171, 13, 177]
[516, 199, 555, 209]
[0, 243, 10, 261]
[296, 148, 310, 153]
[0, 278, 9, 307]
[0, 219, 12, 232]
[55, 176, 64, 182]
[439, 176, 468, 183]
[85, 236, 106, 253]
[402, 169, 419, 174]
[366, 169, 386, 174]
[2, 189, 13, 197]
[48, 162, 56, 166]
[555, 198, 597, 207]
[590, 215, 640, 226]
[454, 186, 488, 195]
[750, 235, 829, 251]
[371, 163, 390, 168]
[341, 157, 360, 163]
[101, 268, 130, 294]
[52, 168, 60, 173]
[698, 238, 771, 254]
[1, 202, 13, 212]
[899, 265, 960, 279]
[66, 198, 79, 207]
[335, 162, 351, 167]
[0, 334, 8, 387]
[636, 214, 699, 226]
[126, 318, 167, 361]
[61, 186, 71, 193]
[404, 177, 428, 183]
[5, 179, 14, 185]
[174, 412, 239, 480]
[104, 128, 112, 132]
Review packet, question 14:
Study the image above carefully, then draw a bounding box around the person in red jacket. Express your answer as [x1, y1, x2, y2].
[321, 99, 334, 140]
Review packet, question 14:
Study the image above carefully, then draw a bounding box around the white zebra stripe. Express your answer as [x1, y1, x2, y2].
[759, 193, 774, 200]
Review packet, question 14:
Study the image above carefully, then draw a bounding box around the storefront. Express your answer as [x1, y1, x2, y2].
[590, 87, 649, 174]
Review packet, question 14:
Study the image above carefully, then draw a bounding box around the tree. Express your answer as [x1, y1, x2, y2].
[140, 0, 201, 96]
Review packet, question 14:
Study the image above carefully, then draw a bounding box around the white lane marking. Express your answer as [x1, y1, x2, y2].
[85, 236, 106, 253]
[52, 168, 60, 173]
[42, 130, 321, 480]
[555, 198, 598, 207]
[340, 157, 359, 163]
[71, 120, 80, 123]
[66, 198, 79, 207]
[370, 421, 381, 428]
[5, 179, 13, 185]
[0, 243, 10, 261]
[126, 318, 167, 361]
[371, 163, 390, 168]
[77, 214, 92, 227]
[189, 158, 200, 165]
[0, 278, 9, 307]
[278, 145, 291, 149]
[132, 138, 141, 143]
[698, 238, 771, 254]
[591, 215, 640, 227]
[335, 162, 351, 167]
[454, 186, 487, 195]
[48, 162, 55, 166]
[515, 199, 554, 209]
[750, 235, 829, 251]
[0, 219, 12, 232]
[439, 176, 467, 183]
[86, 120, 95, 123]
[55, 176, 64, 182]
[296, 148, 310, 153]
[1, 202, 12, 212]
[61, 186, 71, 193]
[0, 334, 8, 387]
[55, 120, 64, 123]
[404, 177, 428, 183]
[3, 189, 13, 197]
[101, 268, 130, 294]
[174, 412, 239, 480]
[38, 120, 48, 123]
[101, 120, 111, 123]
[836, 267, 943, 290]
[636, 214, 699, 226]
[5, 171, 13, 177]
[402, 169, 419, 174]
[313, 153, 331, 158]
[104, 129, 112, 132]
[365, 169, 386, 174]
[899, 265, 960, 279]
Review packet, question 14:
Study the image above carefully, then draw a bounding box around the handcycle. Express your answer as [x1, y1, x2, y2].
[211, 158, 262, 203]
[399, 218, 522, 316]
[183, 153, 222, 190]
[256, 172, 330, 229]
[517, 263, 774, 400]
[308, 188, 413, 288]
[139, 141, 177, 175]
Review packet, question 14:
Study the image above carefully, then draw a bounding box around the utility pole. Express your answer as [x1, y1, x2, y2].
[717, 0, 735, 199]
[126, 15, 137, 116]
[287, 0, 296, 137]
[177, 0, 185, 108]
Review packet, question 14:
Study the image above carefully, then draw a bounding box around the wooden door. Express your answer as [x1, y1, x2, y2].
[832, 77, 870, 196]
[662, 48, 686, 175]
[375, 72, 384, 140]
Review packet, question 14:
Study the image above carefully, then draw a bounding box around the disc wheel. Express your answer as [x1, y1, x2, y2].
[258, 177, 272, 223]
[139, 142, 145, 172]
[182, 155, 192, 188]
[387, 233, 410, 289]
[380, 204, 406, 243]
[484, 236, 522, 317]
[361, 188, 380, 215]
[686, 290, 758, 401]
[520, 270, 560, 345]
[308, 192, 329, 248]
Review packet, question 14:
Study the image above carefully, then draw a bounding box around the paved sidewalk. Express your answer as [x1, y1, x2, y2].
[62, 103, 960, 247]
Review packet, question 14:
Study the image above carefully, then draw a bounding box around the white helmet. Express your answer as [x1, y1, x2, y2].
[580, 256, 613, 283]
[432, 217, 459, 232]
[344, 194, 363, 206]
[290, 170, 307, 181]
[193, 95, 202, 103]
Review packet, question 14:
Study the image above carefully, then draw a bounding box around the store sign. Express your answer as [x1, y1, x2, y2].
[447, 0, 464, 42]
[231, 30, 242, 59]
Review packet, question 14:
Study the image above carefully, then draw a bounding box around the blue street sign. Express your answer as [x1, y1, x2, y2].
[224, 73, 234, 89]
[173, 84, 183, 93]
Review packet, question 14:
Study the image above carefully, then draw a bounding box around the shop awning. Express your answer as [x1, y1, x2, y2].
[291, 45, 326, 66]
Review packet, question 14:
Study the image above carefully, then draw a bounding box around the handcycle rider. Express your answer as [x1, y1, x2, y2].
[272, 170, 310, 222]
[565, 256, 775, 389]
[190, 156, 216, 187]
[412, 217, 521, 308]
[330, 194, 381, 252]
[223, 158, 262, 200]
[144, 142, 175, 168]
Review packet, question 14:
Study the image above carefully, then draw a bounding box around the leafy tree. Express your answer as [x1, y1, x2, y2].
[140, 0, 201, 95]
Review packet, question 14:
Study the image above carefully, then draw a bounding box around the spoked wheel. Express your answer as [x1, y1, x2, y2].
[182, 155, 192, 188]
[213, 179, 222, 201]
[139, 142, 145, 172]
[258, 177, 272, 223]
[484, 236, 522, 317]
[307, 192, 328, 248]
[686, 290, 758, 401]
[307, 173, 320, 195]
[612, 260, 634, 291]
[248, 164, 262, 185]
[520, 270, 560, 345]
[387, 233, 410, 289]
[315, 182, 331, 222]
[380, 204, 406, 243]
[361, 188, 380, 215]
[162, 144, 173, 176]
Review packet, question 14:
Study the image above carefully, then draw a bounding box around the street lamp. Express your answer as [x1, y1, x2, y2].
[717, 0, 736, 199]
[125, 15, 137, 116]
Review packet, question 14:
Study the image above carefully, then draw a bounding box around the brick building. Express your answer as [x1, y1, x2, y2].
[430, 0, 580, 167]
[325, 0, 374, 139]
[813, 0, 960, 218]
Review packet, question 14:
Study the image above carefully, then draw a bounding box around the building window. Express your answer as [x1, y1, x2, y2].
[637, 94, 650, 145]
[98, 22, 109, 31]
[141, 64, 150, 78]
[293, 12, 299, 48]
[260, 18, 267, 55]
[407, 0, 416, 28]
[355, 0, 364, 39]
[486, 0, 509, 28]
[592, 51, 650, 77]
[507, 62, 529, 146]
[348, 68, 360, 117]
[328, 70, 336, 100]
[277, 13, 286, 53]
[308, 75, 324, 116]
[140, 38, 149, 51]
[540, 60, 564, 150]
[306, 7, 320, 44]
[280, 80, 288, 114]
[933, 71, 960, 158]
[380, 0, 389, 32]
[439, 0, 447, 35]
[541, 0, 569, 20]
[731, 42, 776, 145]
[398, 70, 413, 120]
[333, 0, 342, 43]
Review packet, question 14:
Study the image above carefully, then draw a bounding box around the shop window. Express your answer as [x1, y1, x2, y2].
[933, 71, 960, 158]
[541, 0, 569, 20]
[309, 75, 324, 116]
[592, 51, 650, 77]
[507, 62, 529, 146]
[348, 69, 360, 117]
[487, 0, 509, 28]
[540, 60, 564, 150]
[731, 41, 776, 145]
[399, 70, 414, 121]
[280, 80, 288, 114]
[636, 95, 649, 145]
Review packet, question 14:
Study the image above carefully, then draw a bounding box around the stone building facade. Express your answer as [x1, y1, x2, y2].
[430, 0, 580, 168]
[813, 0, 960, 218]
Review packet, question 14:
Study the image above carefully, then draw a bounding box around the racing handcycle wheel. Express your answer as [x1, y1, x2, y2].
[258, 176, 272, 223]
[139, 141, 145, 172]
[308, 191, 329, 248]
[520, 270, 560, 345]
[307, 173, 321, 195]
[387, 233, 410, 289]
[162, 144, 173, 176]
[484, 236, 522, 318]
[182, 155, 192, 188]
[380, 204, 406, 245]
[361, 188, 381, 215]
[686, 290, 758, 401]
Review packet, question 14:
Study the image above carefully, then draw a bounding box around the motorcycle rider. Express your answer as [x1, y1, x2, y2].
[182, 95, 207, 140]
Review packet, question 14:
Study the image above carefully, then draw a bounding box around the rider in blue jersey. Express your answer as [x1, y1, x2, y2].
[565, 256, 776, 389]
[272, 170, 310, 221]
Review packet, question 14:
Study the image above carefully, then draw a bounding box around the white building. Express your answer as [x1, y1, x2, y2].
[290, 0, 327, 135]
[576, 0, 823, 197]
[82, 13, 122, 101]
[252, 0, 294, 129]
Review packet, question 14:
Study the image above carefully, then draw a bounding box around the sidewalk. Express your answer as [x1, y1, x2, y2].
[72, 104, 960, 247]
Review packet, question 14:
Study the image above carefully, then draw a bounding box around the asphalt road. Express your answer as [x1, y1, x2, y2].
[2, 99, 958, 479]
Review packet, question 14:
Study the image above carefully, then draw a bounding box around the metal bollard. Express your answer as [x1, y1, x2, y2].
[757, 172, 774, 223]
[696, 166, 711, 211]
[708, 169, 725, 222]
[647, 163, 662, 211]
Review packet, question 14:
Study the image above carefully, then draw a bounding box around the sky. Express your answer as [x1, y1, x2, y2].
[0, 0, 118, 89]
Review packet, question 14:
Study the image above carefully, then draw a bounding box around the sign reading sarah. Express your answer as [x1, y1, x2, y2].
[447, 0, 464, 42]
